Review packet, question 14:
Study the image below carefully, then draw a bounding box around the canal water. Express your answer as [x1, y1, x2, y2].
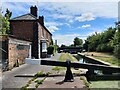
[76, 55, 103, 75]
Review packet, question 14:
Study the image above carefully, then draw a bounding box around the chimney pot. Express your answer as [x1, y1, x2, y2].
[38, 16, 44, 26]
[30, 6, 37, 17]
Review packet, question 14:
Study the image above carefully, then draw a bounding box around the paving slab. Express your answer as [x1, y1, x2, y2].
[39, 76, 86, 89]
[2, 53, 86, 89]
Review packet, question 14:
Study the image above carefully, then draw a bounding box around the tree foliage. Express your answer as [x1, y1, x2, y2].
[84, 27, 115, 52]
[0, 8, 12, 34]
[113, 29, 120, 58]
[61, 44, 66, 48]
[5, 8, 12, 20]
[83, 26, 120, 58]
[47, 45, 54, 54]
[50, 37, 53, 45]
[73, 37, 83, 46]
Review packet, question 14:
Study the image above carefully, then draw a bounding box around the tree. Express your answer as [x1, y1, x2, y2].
[112, 29, 120, 58]
[61, 44, 66, 48]
[50, 37, 53, 45]
[84, 27, 116, 52]
[0, 8, 12, 34]
[83, 40, 89, 51]
[5, 8, 12, 20]
[69, 44, 74, 47]
[73, 37, 83, 46]
[0, 14, 2, 34]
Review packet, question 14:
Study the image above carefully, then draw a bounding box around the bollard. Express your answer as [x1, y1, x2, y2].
[64, 59, 74, 82]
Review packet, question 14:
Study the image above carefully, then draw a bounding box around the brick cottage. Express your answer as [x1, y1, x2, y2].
[1, 6, 52, 70]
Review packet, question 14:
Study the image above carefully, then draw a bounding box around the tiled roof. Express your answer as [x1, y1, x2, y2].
[11, 13, 37, 20]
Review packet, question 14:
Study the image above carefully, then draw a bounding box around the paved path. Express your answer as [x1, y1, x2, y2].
[2, 53, 86, 89]
[39, 77, 86, 89]
[2, 53, 61, 89]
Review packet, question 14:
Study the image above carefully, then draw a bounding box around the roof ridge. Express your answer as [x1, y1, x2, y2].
[11, 13, 37, 20]
[29, 13, 37, 19]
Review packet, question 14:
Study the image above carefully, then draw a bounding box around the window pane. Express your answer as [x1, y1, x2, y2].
[42, 43, 47, 52]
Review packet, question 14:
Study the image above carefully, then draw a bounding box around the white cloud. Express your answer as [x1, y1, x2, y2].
[53, 34, 80, 46]
[45, 22, 62, 32]
[82, 24, 91, 28]
[2, 2, 118, 19]
[45, 21, 71, 32]
[2, 0, 119, 2]
[53, 33, 97, 46]
[75, 13, 95, 22]
[52, 14, 72, 20]
[64, 23, 71, 27]
[45, 22, 62, 26]
[77, 24, 91, 29]
[40, 2, 118, 19]
[49, 14, 74, 23]
[48, 26, 59, 32]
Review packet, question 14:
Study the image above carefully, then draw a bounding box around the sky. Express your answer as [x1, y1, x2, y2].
[1, 0, 119, 46]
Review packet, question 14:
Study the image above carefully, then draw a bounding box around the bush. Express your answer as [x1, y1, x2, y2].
[114, 44, 120, 59]
[47, 45, 54, 54]
[96, 43, 113, 52]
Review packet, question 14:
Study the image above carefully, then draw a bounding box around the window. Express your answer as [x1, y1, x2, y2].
[16, 45, 29, 50]
[42, 42, 47, 52]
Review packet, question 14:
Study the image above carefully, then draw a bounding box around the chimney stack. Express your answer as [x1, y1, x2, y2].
[30, 6, 37, 17]
[38, 16, 44, 26]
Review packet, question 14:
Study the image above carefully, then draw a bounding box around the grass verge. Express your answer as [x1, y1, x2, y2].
[81, 52, 120, 66]
[94, 56, 120, 66]
[59, 53, 77, 62]
[89, 80, 120, 88]
[52, 53, 77, 72]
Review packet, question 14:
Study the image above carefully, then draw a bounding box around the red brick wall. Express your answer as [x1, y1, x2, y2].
[8, 43, 29, 69]
[38, 23, 42, 43]
[10, 20, 35, 41]
[38, 23, 51, 47]
[8, 44, 16, 68]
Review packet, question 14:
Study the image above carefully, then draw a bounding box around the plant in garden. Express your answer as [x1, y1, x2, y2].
[47, 45, 54, 55]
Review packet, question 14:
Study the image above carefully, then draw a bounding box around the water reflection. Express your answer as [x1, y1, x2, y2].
[75, 55, 103, 75]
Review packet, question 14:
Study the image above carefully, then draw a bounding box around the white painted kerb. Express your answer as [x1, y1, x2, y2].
[25, 58, 41, 65]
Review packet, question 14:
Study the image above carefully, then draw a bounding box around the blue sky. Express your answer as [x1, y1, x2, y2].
[1, 0, 119, 46]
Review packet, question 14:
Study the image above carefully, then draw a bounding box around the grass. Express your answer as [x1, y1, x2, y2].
[94, 56, 120, 66]
[52, 66, 66, 71]
[59, 53, 77, 62]
[21, 71, 51, 89]
[81, 52, 120, 66]
[80, 76, 90, 87]
[35, 77, 46, 88]
[35, 71, 44, 77]
[52, 53, 77, 72]
[89, 80, 120, 89]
